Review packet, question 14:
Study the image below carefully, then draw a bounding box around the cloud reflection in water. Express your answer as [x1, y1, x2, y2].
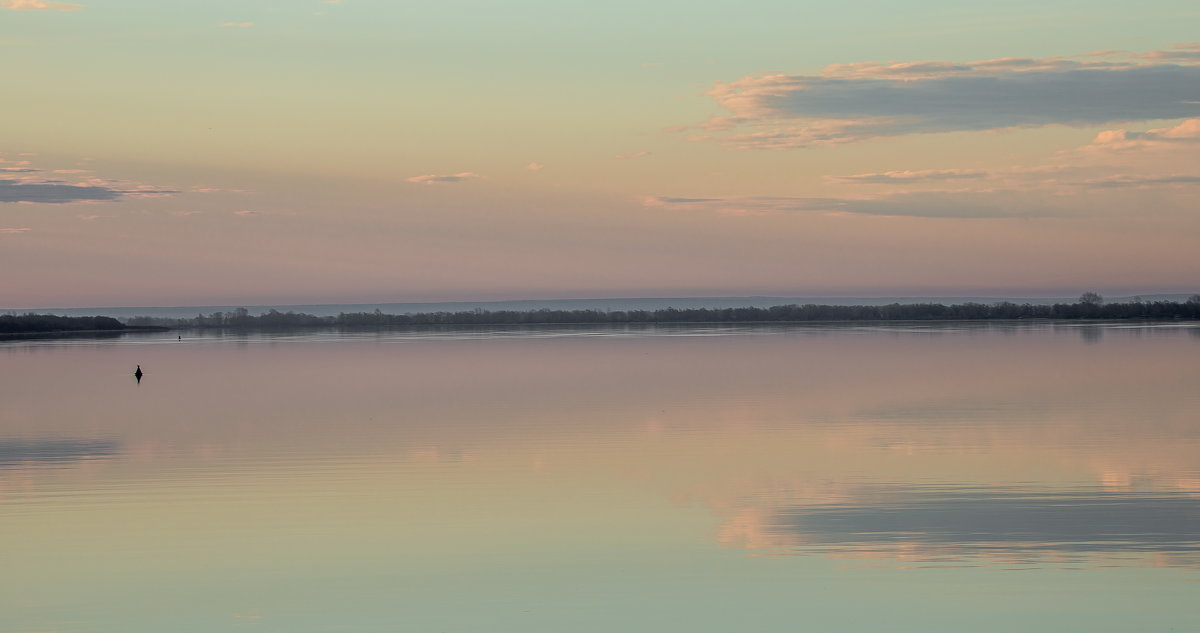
[0, 437, 121, 468]
[726, 485, 1200, 568]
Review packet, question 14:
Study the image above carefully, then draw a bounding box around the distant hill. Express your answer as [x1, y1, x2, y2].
[7, 293, 1197, 320]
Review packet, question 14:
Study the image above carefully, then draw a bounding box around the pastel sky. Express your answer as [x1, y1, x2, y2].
[3, 0, 1199, 307]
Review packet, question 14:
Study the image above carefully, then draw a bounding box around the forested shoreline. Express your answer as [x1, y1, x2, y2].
[0, 314, 128, 334]
[7, 295, 1198, 335]
[118, 295, 1200, 330]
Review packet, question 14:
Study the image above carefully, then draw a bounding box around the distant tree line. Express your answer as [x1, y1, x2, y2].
[0, 314, 126, 334]
[120, 294, 1200, 330]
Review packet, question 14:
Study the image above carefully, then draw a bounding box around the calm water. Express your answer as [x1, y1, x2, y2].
[2, 323, 1199, 632]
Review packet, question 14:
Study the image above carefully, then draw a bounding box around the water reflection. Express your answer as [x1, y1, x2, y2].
[2, 323, 1199, 632]
[721, 485, 1200, 568]
[1077, 324, 1104, 344]
[0, 437, 121, 468]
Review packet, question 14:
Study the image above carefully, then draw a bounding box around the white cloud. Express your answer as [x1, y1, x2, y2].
[677, 46, 1200, 149]
[406, 172, 481, 184]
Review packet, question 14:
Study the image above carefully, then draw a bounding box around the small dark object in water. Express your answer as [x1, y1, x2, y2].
[134, 364, 143, 383]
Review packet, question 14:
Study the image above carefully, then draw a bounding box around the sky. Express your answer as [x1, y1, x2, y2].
[2, 0, 1199, 308]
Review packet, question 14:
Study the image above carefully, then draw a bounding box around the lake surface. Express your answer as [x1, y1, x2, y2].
[2, 323, 1199, 632]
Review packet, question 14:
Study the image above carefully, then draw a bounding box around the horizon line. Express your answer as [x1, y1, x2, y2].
[8, 290, 1199, 313]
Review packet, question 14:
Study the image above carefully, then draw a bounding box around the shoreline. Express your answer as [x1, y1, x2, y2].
[0, 326, 169, 340]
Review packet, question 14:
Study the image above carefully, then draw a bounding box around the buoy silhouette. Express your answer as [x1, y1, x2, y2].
[134, 364, 143, 383]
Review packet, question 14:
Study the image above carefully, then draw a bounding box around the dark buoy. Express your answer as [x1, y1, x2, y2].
[134, 364, 143, 384]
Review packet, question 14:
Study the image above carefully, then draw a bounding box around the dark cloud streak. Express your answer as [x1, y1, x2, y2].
[0, 179, 177, 204]
[689, 48, 1200, 148]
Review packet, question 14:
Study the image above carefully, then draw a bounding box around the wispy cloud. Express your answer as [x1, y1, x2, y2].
[820, 120, 1200, 191]
[1081, 174, 1200, 188]
[526, 162, 545, 171]
[676, 46, 1200, 149]
[1, 0, 83, 10]
[643, 191, 1054, 219]
[406, 172, 481, 185]
[0, 156, 181, 203]
[220, 21, 254, 28]
[1136, 43, 1200, 63]
[0, 227, 32, 234]
[233, 209, 257, 215]
[190, 186, 253, 193]
[0, 178, 178, 204]
[656, 104, 1200, 222]
[826, 169, 989, 184]
[1, 179, 123, 203]
[615, 151, 652, 160]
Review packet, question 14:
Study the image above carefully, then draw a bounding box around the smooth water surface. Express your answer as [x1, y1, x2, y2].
[2, 323, 1199, 632]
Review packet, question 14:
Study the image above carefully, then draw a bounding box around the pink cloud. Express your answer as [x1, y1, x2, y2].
[1086, 119, 1200, 151]
[0, 227, 32, 233]
[1, 0, 83, 10]
[614, 151, 652, 160]
[526, 162, 545, 171]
